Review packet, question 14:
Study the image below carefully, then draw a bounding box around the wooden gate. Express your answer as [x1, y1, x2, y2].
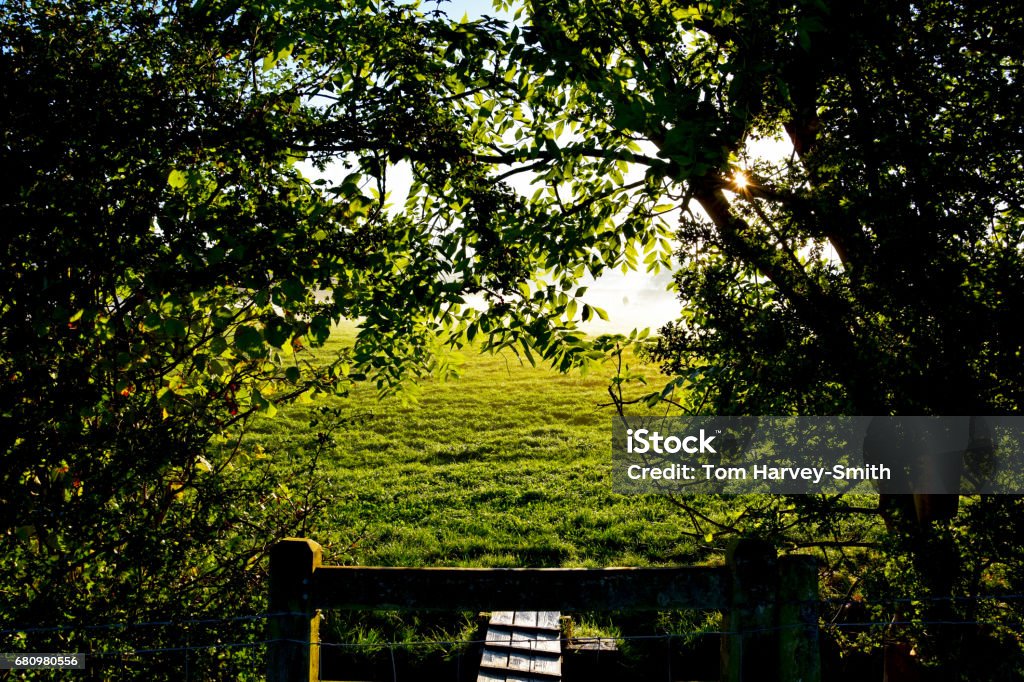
[266, 537, 819, 682]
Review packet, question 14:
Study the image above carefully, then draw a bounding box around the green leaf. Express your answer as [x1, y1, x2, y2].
[167, 169, 187, 188]
[234, 325, 263, 354]
[163, 318, 187, 338]
[263, 318, 291, 349]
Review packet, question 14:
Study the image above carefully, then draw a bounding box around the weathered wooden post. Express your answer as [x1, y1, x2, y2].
[723, 538, 779, 682]
[268, 538, 322, 682]
[778, 554, 820, 682]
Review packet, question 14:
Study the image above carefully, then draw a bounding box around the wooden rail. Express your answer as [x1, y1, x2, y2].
[267, 537, 820, 682]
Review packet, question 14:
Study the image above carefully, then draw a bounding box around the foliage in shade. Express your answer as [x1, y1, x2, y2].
[0, 0, 500, 674]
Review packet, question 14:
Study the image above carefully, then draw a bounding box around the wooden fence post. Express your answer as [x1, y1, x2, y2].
[268, 538, 322, 682]
[723, 538, 778, 682]
[778, 555, 820, 682]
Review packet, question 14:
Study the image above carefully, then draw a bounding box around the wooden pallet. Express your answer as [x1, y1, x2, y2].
[477, 611, 562, 682]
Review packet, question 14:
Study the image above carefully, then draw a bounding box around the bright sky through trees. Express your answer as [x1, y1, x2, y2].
[299, 0, 798, 331]
[302, 0, 796, 334]
[298, 0, 676, 333]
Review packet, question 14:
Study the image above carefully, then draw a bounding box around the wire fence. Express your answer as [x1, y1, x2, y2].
[0, 612, 300, 637]
[3, 592, 1024, 663]
[67, 618, 1019, 658]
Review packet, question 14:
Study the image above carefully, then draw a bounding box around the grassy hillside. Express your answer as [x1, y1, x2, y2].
[248, 323, 709, 570]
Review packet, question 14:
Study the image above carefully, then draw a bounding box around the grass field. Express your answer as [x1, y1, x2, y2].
[248, 323, 711, 571]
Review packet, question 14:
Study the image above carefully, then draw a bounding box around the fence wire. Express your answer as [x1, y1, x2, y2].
[61, 618, 1024, 663]
[3, 595, 1023, 666]
[4, 591, 1024, 637]
[0, 612, 305, 637]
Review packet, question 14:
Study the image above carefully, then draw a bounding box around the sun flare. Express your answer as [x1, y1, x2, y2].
[732, 170, 750, 190]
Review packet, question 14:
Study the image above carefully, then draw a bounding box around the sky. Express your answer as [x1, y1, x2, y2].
[429, 0, 513, 21]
